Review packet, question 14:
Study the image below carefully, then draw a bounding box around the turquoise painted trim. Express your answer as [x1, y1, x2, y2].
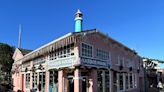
[75, 19, 82, 32]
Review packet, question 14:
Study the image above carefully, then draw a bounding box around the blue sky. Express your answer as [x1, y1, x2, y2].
[0, 0, 163, 67]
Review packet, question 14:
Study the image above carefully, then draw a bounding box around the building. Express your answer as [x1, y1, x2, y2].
[12, 48, 32, 91]
[12, 10, 144, 92]
[143, 58, 164, 91]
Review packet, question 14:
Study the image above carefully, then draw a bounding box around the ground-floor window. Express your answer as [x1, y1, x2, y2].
[97, 70, 110, 92]
[116, 73, 137, 91]
[130, 73, 133, 88]
[25, 73, 30, 88]
[119, 73, 123, 91]
[105, 71, 110, 92]
[39, 72, 45, 91]
[134, 74, 137, 88]
[125, 74, 129, 89]
[32, 72, 37, 89]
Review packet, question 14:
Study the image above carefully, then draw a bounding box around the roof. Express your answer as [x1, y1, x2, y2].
[73, 29, 137, 54]
[18, 29, 138, 63]
[18, 48, 32, 55]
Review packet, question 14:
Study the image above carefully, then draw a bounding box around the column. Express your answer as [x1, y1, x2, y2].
[102, 71, 106, 92]
[64, 76, 69, 92]
[123, 73, 126, 91]
[88, 69, 98, 92]
[45, 71, 49, 92]
[58, 70, 64, 92]
[74, 68, 82, 92]
[110, 70, 113, 92]
[30, 62, 33, 89]
[128, 73, 130, 89]
[116, 73, 120, 91]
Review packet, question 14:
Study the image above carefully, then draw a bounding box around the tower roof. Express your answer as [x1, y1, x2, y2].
[76, 9, 82, 15]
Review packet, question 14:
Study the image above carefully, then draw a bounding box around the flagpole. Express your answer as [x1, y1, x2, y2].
[18, 24, 21, 48]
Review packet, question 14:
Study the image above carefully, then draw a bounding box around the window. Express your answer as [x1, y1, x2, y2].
[26, 73, 30, 88]
[116, 56, 124, 66]
[97, 71, 103, 92]
[118, 73, 124, 91]
[105, 71, 110, 92]
[81, 43, 92, 57]
[126, 74, 129, 89]
[97, 70, 110, 92]
[96, 49, 110, 60]
[49, 43, 75, 60]
[39, 72, 46, 91]
[130, 73, 133, 88]
[128, 59, 133, 68]
[120, 57, 124, 66]
[134, 74, 137, 88]
[116, 73, 136, 91]
[32, 72, 37, 89]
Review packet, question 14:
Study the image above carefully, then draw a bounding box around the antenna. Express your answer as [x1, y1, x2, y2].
[18, 24, 21, 48]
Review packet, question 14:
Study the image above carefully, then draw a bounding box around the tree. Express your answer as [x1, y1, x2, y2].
[142, 57, 164, 70]
[0, 43, 15, 91]
[0, 43, 14, 84]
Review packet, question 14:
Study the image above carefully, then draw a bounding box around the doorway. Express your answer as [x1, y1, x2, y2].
[82, 77, 87, 92]
[49, 70, 58, 92]
[68, 76, 74, 92]
[39, 72, 45, 92]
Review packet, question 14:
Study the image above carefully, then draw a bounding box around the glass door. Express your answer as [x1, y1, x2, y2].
[39, 72, 45, 92]
[49, 71, 58, 92]
[68, 76, 74, 92]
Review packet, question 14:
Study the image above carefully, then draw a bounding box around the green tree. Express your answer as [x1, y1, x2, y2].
[0, 43, 14, 73]
[0, 43, 14, 83]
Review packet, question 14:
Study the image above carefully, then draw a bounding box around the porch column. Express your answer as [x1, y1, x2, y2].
[64, 76, 69, 92]
[45, 71, 49, 92]
[58, 70, 64, 92]
[89, 69, 98, 92]
[74, 68, 82, 92]
[30, 62, 33, 89]
[102, 71, 106, 92]
[123, 73, 126, 91]
[110, 70, 113, 92]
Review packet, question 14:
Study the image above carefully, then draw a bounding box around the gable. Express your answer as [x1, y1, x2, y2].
[12, 48, 24, 61]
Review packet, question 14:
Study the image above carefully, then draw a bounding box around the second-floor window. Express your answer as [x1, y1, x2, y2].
[81, 43, 93, 57]
[96, 49, 110, 60]
[116, 56, 124, 66]
[128, 59, 133, 68]
[49, 43, 74, 60]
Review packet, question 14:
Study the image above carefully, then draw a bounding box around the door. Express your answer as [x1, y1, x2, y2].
[82, 77, 87, 92]
[49, 71, 58, 92]
[39, 72, 45, 92]
[22, 74, 24, 92]
[68, 77, 74, 92]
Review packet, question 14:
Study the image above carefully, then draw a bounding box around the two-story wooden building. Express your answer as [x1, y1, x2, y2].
[12, 9, 144, 92]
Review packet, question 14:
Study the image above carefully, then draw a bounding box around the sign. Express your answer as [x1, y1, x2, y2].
[80, 57, 110, 68]
[47, 56, 77, 70]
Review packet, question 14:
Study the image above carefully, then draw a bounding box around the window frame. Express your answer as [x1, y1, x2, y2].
[80, 42, 93, 58]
